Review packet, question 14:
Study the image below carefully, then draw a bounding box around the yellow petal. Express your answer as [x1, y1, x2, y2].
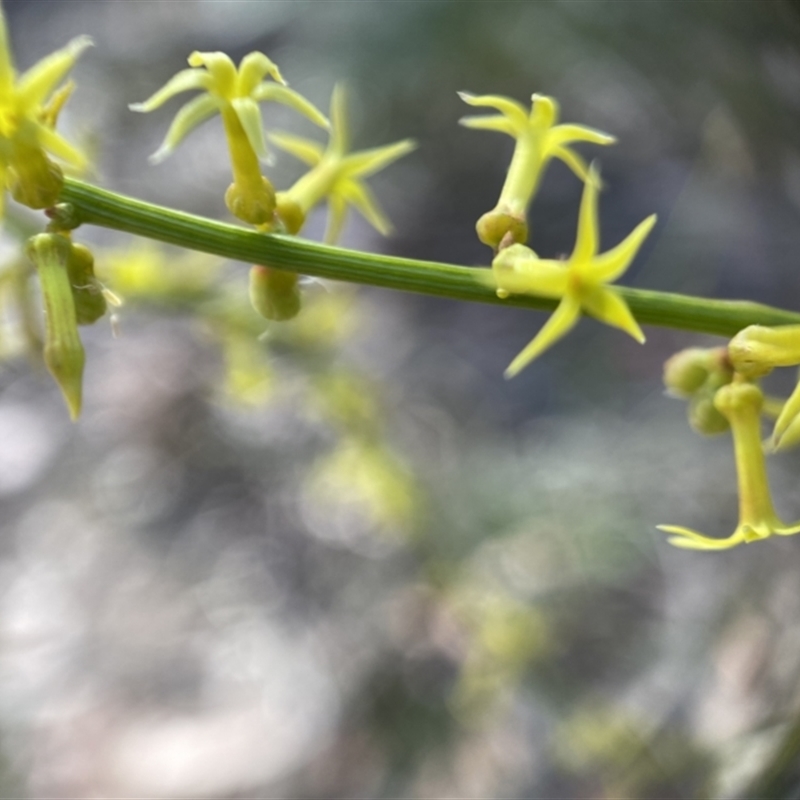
[580, 285, 645, 343]
[340, 138, 416, 179]
[329, 82, 350, 156]
[324, 192, 348, 244]
[504, 293, 581, 378]
[550, 144, 590, 183]
[457, 91, 528, 135]
[547, 123, 616, 149]
[774, 520, 800, 536]
[590, 214, 657, 284]
[149, 94, 218, 163]
[251, 83, 329, 128]
[236, 51, 284, 96]
[570, 161, 601, 264]
[458, 114, 517, 137]
[232, 96, 267, 158]
[37, 123, 87, 168]
[772, 378, 800, 449]
[0, 10, 14, 98]
[268, 130, 323, 166]
[657, 525, 746, 551]
[530, 94, 559, 128]
[187, 51, 237, 97]
[17, 35, 92, 109]
[129, 68, 212, 112]
[340, 179, 392, 236]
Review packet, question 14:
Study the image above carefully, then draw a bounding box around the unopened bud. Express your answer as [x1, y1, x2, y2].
[688, 393, 730, 435]
[275, 193, 305, 235]
[249, 265, 301, 321]
[66, 243, 106, 325]
[664, 347, 728, 397]
[225, 177, 276, 226]
[25, 233, 85, 420]
[476, 209, 528, 251]
[729, 324, 800, 379]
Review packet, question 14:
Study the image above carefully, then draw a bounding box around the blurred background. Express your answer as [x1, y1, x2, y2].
[1, 0, 800, 797]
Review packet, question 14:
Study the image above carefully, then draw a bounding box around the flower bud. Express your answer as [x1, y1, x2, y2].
[729, 324, 800, 379]
[225, 177, 276, 226]
[664, 347, 728, 397]
[275, 192, 305, 235]
[476, 209, 528, 251]
[25, 233, 85, 420]
[66, 243, 106, 325]
[688, 393, 730, 435]
[249, 265, 301, 321]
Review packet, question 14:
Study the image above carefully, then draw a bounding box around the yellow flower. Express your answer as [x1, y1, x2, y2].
[130, 50, 328, 225]
[269, 83, 416, 243]
[490, 162, 655, 378]
[459, 91, 615, 249]
[658, 381, 800, 550]
[0, 8, 90, 215]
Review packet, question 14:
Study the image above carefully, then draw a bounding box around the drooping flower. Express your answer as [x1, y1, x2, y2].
[0, 7, 90, 216]
[659, 380, 800, 550]
[130, 50, 328, 225]
[489, 162, 655, 378]
[459, 91, 615, 249]
[269, 83, 416, 242]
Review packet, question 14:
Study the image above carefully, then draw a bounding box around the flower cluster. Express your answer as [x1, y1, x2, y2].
[660, 326, 800, 550]
[462, 93, 656, 377]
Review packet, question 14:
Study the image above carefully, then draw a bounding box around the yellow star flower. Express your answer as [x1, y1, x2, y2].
[0, 8, 90, 216]
[459, 91, 615, 249]
[490, 162, 656, 378]
[659, 381, 800, 550]
[269, 83, 416, 243]
[130, 50, 328, 225]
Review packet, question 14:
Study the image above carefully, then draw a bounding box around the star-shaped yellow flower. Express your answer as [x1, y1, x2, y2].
[490, 163, 656, 377]
[131, 50, 328, 225]
[659, 381, 800, 550]
[0, 7, 90, 215]
[459, 92, 615, 249]
[269, 83, 416, 242]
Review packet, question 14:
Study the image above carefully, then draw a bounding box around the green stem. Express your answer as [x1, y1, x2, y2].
[58, 177, 800, 338]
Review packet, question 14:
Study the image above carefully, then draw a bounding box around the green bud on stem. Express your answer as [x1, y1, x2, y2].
[249, 265, 301, 321]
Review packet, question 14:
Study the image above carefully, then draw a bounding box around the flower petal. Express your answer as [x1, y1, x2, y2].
[237, 51, 284, 96]
[774, 519, 800, 536]
[590, 214, 657, 284]
[267, 130, 323, 166]
[149, 94, 219, 163]
[550, 144, 590, 183]
[232, 96, 266, 158]
[17, 35, 92, 110]
[251, 83, 329, 128]
[580, 285, 645, 343]
[504, 293, 581, 378]
[458, 114, 517, 137]
[657, 525, 747, 550]
[547, 123, 616, 149]
[187, 51, 237, 98]
[36, 123, 86, 168]
[129, 68, 212, 113]
[773, 379, 800, 450]
[457, 91, 528, 135]
[324, 192, 348, 244]
[339, 178, 392, 236]
[570, 161, 601, 264]
[530, 94, 559, 128]
[340, 138, 416, 179]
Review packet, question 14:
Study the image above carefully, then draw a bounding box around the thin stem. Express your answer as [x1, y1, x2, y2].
[58, 177, 800, 338]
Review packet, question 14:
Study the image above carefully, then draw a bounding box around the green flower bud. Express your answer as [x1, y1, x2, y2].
[275, 192, 305, 235]
[25, 233, 85, 420]
[66, 243, 107, 325]
[476, 209, 528, 251]
[249, 265, 301, 321]
[688, 393, 730, 436]
[224, 176, 276, 226]
[663, 347, 729, 397]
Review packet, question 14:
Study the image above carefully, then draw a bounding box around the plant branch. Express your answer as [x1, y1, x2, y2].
[59, 178, 800, 338]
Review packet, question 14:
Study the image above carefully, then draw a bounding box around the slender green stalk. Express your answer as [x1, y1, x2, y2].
[59, 178, 800, 338]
